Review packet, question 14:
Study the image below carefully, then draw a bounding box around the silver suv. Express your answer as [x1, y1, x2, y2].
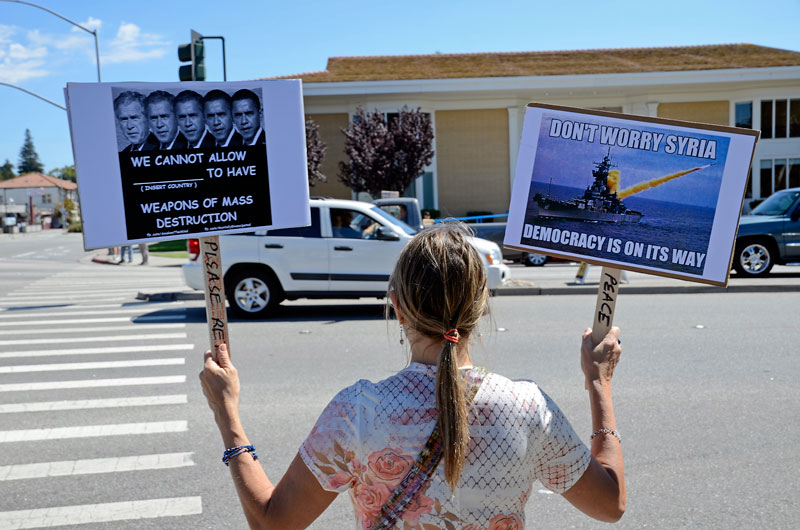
[182, 198, 510, 317]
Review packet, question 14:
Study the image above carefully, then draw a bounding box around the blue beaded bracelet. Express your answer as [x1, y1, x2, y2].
[222, 444, 258, 466]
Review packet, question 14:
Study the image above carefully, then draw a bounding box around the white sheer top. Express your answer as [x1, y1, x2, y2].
[300, 363, 591, 530]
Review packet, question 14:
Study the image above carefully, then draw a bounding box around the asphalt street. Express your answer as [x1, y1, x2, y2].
[0, 230, 798, 529]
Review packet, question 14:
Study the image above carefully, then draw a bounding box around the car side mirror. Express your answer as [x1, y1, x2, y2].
[376, 226, 401, 241]
[791, 208, 800, 222]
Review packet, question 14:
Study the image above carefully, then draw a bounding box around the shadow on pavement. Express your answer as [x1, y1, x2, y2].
[131, 303, 389, 324]
[0, 303, 72, 312]
[132, 307, 206, 324]
[259, 303, 387, 323]
[731, 270, 800, 279]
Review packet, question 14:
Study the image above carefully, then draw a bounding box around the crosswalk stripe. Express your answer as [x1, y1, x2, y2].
[0, 358, 185, 374]
[0, 305, 186, 319]
[0, 452, 195, 481]
[0, 323, 186, 336]
[0, 317, 163, 327]
[1, 292, 139, 301]
[0, 332, 187, 346]
[26, 279, 181, 285]
[0, 496, 202, 527]
[0, 420, 188, 443]
[0, 394, 187, 414]
[3, 288, 155, 298]
[0, 375, 186, 393]
[0, 315, 186, 327]
[3, 288, 150, 297]
[22, 279, 180, 286]
[0, 295, 130, 304]
[0, 343, 194, 359]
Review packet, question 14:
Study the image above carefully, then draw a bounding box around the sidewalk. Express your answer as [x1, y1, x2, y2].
[84, 249, 800, 300]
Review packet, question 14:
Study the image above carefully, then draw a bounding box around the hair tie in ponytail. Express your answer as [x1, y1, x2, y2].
[443, 328, 459, 343]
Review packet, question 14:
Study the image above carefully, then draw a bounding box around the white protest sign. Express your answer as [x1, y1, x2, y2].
[65, 80, 310, 250]
[505, 103, 759, 286]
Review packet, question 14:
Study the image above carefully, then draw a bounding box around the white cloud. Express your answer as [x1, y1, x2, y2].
[8, 42, 47, 60]
[27, 28, 90, 53]
[101, 22, 168, 65]
[0, 19, 166, 83]
[74, 17, 102, 33]
[0, 26, 50, 83]
[0, 58, 49, 83]
[0, 24, 15, 44]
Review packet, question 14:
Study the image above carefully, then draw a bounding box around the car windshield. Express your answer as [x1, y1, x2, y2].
[750, 190, 800, 216]
[369, 206, 417, 235]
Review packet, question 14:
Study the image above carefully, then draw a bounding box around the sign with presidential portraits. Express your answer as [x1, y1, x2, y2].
[504, 103, 759, 286]
[65, 80, 309, 249]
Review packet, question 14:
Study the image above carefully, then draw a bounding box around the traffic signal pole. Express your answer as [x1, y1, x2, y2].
[199, 36, 227, 81]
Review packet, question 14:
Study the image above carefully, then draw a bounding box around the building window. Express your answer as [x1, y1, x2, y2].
[761, 101, 773, 139]
[775, 159, 787, 190]
[760, 160, 772, 196]
[775, 100, 788, 138]
[760, 99, 800, 139]
[735, 102, 752, 129]
[42, 194, 52, 204]
[759, 158, 800, 197]
[791, 158, 800, 189]
[791, 100, 800, 138]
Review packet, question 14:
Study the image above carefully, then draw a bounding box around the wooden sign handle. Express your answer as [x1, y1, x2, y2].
[199, 235, 229, 353]
[591, 267, 622, 346]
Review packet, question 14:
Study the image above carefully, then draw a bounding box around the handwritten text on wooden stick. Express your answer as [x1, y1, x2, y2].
[591, 267, 622, 346]
[200, 236, 229, 352]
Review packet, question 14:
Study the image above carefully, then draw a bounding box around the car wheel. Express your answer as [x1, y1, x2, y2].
[522, 252, 548, 267]
[225, 268, 283, 318]
[733, 240, 774, 278]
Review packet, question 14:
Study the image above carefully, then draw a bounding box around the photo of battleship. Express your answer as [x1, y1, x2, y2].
[506, 106, 754, 283]
[516, 112, 731, 276]
[530, 151, 643, 223]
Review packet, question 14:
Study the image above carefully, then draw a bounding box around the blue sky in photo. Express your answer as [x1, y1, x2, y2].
[1, 0, 798, 171]
[531, 113, 730, 208]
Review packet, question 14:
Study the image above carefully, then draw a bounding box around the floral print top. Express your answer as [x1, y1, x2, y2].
[299, 363, 591, 530]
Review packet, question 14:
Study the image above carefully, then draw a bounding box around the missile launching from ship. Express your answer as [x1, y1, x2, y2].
[617, 164, 714, 199]
[530, 152, 714, 224]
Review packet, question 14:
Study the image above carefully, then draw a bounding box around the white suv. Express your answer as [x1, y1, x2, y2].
[182, 198, 510, 317]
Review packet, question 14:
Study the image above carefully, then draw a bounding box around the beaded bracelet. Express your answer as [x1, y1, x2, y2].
[222, 444, 258, 466]
[590, 429, 621, 443]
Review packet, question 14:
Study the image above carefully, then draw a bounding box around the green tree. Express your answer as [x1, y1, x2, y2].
[17, 129, 44, 175]
[50, 164, 76, 182]
[0, 159, 15, 181]
[338, 106, 434, 197]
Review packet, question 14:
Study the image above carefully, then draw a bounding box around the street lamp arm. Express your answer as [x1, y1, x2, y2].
[1, 0, 95, 35]
[0, 81, 66, 111]
[0, 0, 101, 81]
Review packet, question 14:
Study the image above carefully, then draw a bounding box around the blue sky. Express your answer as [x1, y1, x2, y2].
[1, 0, 799, 172]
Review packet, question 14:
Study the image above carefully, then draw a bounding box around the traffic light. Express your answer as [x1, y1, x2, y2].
[178, 29, 205, 81]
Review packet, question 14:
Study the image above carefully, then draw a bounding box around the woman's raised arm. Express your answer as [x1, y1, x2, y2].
[200, 344, 337, 530]
[562, 327, 626, 522]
